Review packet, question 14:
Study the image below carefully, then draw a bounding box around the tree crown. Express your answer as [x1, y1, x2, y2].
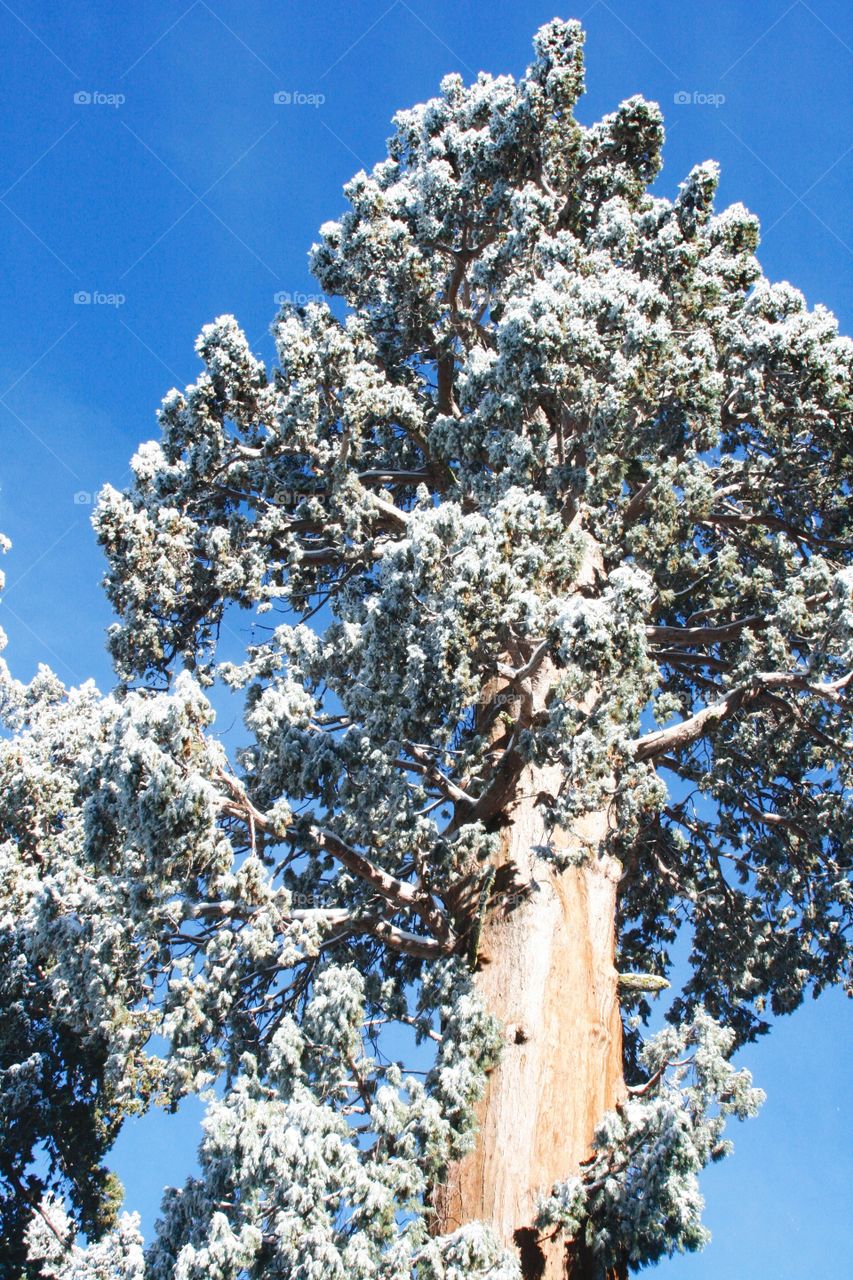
[2, 17, 851, 1278]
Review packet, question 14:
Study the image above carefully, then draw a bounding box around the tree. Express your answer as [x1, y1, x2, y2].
[1, 16, 851, 1280]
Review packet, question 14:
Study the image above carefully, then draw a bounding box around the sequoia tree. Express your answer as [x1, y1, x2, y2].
[2, 18, 851, 1280]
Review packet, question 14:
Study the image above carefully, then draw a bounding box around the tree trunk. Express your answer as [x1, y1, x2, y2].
[436, 647, 626, 1278]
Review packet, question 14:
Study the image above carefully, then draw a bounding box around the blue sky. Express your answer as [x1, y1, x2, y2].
[1, 1, 851, 1274]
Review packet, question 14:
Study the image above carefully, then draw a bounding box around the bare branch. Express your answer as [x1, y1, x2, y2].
[495, 638, 551, 685]
[700, 510, 853, 554]
[299, 908, 453, 959]
[646, 617, 768, 646]
[630, 669, 851, 763]
[622, 476, 657, 524]
[349, 915, 451, 959]
[403, 741, 475, 809]
[311, 826, 426, 916]
[216, 770, 455, 944]
[365, 492, 410, 530]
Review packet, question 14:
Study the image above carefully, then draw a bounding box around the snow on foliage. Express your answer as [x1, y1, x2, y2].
[0, 16, 850, 1278]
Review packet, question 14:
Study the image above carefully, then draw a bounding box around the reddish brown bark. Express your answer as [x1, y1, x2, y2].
[432, 527, 625, 1269]
[435, 769, 625, 1277]
[435, 631, 626, 1278]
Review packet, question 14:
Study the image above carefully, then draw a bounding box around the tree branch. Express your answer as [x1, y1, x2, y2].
[216, 771, 454, 944]
[646, 617, 768, 646]
[630, 669, 851, 763]
[401, 741, 475, 810]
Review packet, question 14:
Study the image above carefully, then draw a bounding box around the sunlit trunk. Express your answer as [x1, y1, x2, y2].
[436, 771, 625, 1277]
[436, 620, 626, 1277]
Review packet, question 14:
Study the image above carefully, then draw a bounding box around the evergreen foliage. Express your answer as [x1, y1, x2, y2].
[1, 19, 850, 1276]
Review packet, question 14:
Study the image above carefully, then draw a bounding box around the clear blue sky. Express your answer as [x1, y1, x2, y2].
[0, 2, 850, 1274]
